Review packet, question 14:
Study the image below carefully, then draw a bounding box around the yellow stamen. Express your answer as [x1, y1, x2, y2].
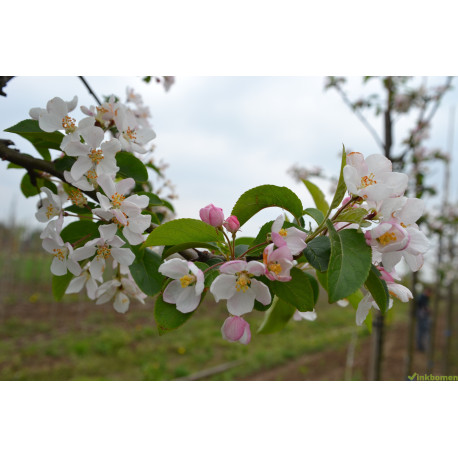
[87, 169, 98, 186]
[235, 272, 251, 293]
[111, 192, 125, 209]
[180, 274, 196, 288]
[279, 228, 288, 237]
[112, 214, 129, 228]
[68, 189, 87, 208]
[45, 204, 55, 219]
[377, 232, 397, 245]
[62, 115, 76, 133]
[124, 127, 137, 141]
[359, 173, 377, 189]
[96, 244, 111, 260]
[89, 148, 104, 164]
[52, 248, 66, 261]
[268, 262, 282, 275]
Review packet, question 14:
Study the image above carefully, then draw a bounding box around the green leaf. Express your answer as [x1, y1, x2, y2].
[52, 272, 74, 300]
[154, 293, 195, 335]
[231, 185, 303, 227]
[116, 151, 149, 182]
[346, 289, 364, 310]
[235, 237, 255, 246]
[63, 202, 96, 215]
[364, 265, 390, 314]
[60, 220, 100, 245]
[257, 296, 296, 334]
[329, 145, 347, 211]
[334, 207, 368, 225]
[5, 119, 65, 155]
[303, 207, 324, 225]
[326, 221, 372, 303]
[271, 267, 316, 312]
[302, 271, 319, 304]
[129, 247, 162, 296]
[303, 180, 329, 216]
[161, 242, 220, 259]
[136, 191, 164, 206]
[21, 173, 57, 198]
[304, 236, 331, 272]
[144, 218, 223, 247]
[54, 155, 76, 172]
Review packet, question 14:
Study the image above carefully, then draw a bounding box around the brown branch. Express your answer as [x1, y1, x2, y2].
[0, 139, 98, 201]
[0, 76, 14, 97]
[78, 76, 102, 106]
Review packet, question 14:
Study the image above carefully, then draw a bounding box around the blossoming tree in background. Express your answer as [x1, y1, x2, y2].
[0, 77, 430, 358]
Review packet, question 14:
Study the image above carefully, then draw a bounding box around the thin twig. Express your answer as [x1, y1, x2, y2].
[78, 76, 102, 106]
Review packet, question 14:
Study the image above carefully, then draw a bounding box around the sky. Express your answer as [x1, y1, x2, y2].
[1, 76, 457, 279]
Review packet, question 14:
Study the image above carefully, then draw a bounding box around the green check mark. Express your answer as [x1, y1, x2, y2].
[408, 373, 417, 381]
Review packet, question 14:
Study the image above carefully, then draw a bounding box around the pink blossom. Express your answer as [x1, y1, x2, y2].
[271, 214, 306, 255]
[221, 316, 251, 344]
[263, 243, 294, 282]
[199, 204, 224, 227]
[223, 215, 240, 233]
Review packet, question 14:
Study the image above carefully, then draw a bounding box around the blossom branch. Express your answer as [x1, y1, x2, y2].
[78, 76, 102, 106]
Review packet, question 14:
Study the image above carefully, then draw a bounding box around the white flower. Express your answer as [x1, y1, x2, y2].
[159, 259, 205, 313]
[42, 236, 81, 277]
[65, 267, 100, 300]
[29, 96, 78, 133]
[71, 224, 135, 279]
[210, 260, 271, 316]
[64, 126, 120, 181]
[93, 174, 151, 245]
[271, 214, 307, 255]
[115, 105, 156, 153]
[365, 197, 429, 272]
[343, 152, 408, 202]
[35, 187, 66, 223]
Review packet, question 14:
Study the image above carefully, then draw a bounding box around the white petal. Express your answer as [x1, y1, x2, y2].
[176, 287, 200, 313]
[71, 156, 92, 181]
[220, 260, 247, 275]
[66, 259, 82, 276]
[116, 178, 135, 195]
[111, 247, 135, 266]
[246, 261, 266, 276]
[227, 290, 256, 316]
[89, 257, 105, 278]
[114, 292, 130, 313]
[250, 279, 271, 305]
[210, 274, 236, 302]
[81, 126, 104, 148]
[51, 257, 67, 276]
[356, 294, 373, 326]
[65, 275, 86, 294]
[159, 258, 190, 279]
[97, 174, 116, 197]
[122, 227, 144, 245]
[99, 224, 118, 242]
[271, 214, 285, 233]
[163, 280, 182, 303]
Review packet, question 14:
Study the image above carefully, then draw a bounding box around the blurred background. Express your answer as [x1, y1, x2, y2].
[1, 75, 457, 380]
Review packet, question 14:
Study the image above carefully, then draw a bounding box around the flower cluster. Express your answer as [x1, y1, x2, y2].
[159, 206, 307, 344]
[30, 92, 164, 313]
[343, 151, 428, 325]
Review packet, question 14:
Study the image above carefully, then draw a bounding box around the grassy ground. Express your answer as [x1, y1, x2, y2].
[0, 250, 453, 381]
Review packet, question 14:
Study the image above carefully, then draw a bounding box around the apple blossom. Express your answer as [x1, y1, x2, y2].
[42, 236, 81, 277]
[210, 260, 271, 316]
[263, 243, 294, 282]
[200, 204, 225, 227]
[159, 258, 205, 313]
[63, 126, 121, 181]
[271, 214, 306, 255]
[221, 316, 251, 344]
[65, 267, 100, 300]
[35, 187, 66, 223]
[343, 152, 408, 202]
[29, 96, 78, 133]
[293, 309, 317, 321]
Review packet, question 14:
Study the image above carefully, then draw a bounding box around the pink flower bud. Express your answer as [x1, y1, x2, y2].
[223, 215, 240, 233]
[199, 204, 225, 227]
[221, 316, 251, 344]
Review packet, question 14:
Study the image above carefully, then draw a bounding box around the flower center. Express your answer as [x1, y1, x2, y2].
[180, 274, 196, 288]
[279, 228, 288, 237]
[123, 127, 137, 142]
[359, 173, 377, 189]
[268, 262, 282, 275]
[112, 214, 129, 228]
[68, 189, 87, 207]
[235, 272, 251, 293]
[52, 247, 67, 261]
[96, 244, 111, 259]
[87, 169, 98, 186]
[111, 192, 125, 209]
[45, 204, 56, 219]
[377, 232, 397, 245]
[89, 148, 104, 164]
[62, 115, 76, 133]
